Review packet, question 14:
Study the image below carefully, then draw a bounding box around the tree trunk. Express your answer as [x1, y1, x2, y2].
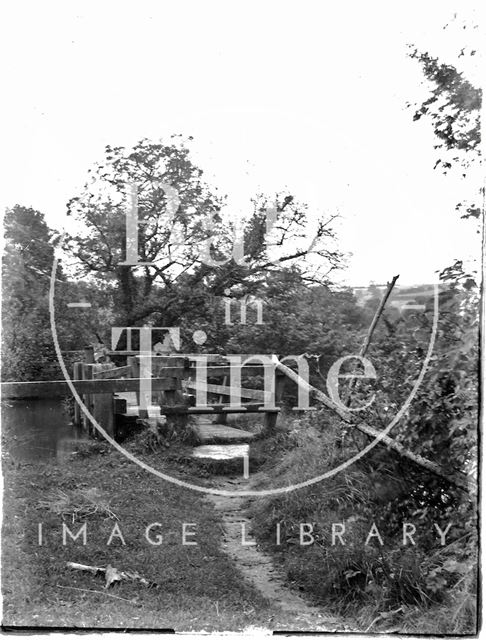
[116, 264, 137, 326]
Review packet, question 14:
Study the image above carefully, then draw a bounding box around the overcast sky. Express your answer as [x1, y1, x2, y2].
[1, 0, 482, 286]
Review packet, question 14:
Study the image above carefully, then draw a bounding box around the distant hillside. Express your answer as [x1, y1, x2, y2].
[352, 283, 448, 312]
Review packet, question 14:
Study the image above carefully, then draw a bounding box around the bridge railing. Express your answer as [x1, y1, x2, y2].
[1, 352, 289, 438]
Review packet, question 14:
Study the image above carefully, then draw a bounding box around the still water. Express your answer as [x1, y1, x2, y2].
[192, 444, 249, 460]
[1, 398, 89, 462]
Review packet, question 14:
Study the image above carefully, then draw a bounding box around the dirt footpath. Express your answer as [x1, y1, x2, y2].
[206, 474, 354, 632]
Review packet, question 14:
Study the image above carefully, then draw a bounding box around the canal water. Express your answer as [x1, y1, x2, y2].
[2, 400, 253, 465]
[1, 398, 89, 462]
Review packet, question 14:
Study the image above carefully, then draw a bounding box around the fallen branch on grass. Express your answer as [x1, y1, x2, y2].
[352, 422, 473, 492]
[66, 562, 158, 589]
[275, 358, 352, 422]
[274, 359, 474, 493]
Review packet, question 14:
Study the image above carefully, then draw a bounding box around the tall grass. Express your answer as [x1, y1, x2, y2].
[248, 410, 478, 634]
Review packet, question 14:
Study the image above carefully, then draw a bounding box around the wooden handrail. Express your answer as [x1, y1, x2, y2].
[184, 381, 267, 401]
[1, 378, 177, 399]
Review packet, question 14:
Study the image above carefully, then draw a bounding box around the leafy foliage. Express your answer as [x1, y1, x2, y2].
[409, 50, 481, 156]
[65, 137, 343, 326]
[1, 205, 106, 380]
[407, 47, 482, 219]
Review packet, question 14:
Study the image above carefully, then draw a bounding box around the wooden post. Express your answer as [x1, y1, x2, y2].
[215, 375, 228, 425]
[73, 362, 83, 427]
[127, 356, 141, 413]
[91, 363, 115, 438]
[158, 356, 187, 435]
[82, 363, 94, 436]
[263, 370, 286, 433]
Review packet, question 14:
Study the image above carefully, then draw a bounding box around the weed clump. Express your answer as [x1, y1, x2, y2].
[37, 487, 118, 521]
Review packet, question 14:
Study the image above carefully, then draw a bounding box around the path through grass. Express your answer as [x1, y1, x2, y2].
[2, 445, 272, 631]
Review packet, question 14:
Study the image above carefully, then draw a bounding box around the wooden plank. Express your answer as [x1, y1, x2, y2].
[93, 365, 132, 380]
[185, 381, 266, 401]
[107, 352, 265, 363]
[184, 354, 275, 362]
[188, 365, 277, 378]
[115, 402, 280, 417]
[190, 423, 256, 445]
[160, 404, 280, 415]
[90, 364, 277, 378]
[1, 377, 180, 398]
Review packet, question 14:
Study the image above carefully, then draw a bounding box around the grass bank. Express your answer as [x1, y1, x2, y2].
[2, 412, 478, 633]
[246, 410, 479, 635]
[2, 441, 275, 631]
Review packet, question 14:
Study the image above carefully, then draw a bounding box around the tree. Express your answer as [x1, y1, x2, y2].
[2, 205, 102, 380]
[66, 137, 343, 329]
[2, 206, 55, 380]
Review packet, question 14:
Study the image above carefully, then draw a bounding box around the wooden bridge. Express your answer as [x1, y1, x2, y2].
[2, 347, 287, 444]
[1, 344, 474, 492]
[3, 278, 471, 492]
